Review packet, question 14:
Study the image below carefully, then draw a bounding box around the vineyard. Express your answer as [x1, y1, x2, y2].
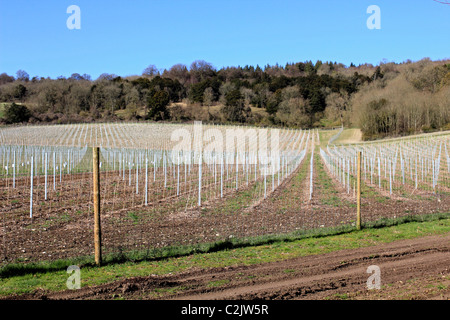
[0, 123, 449, 266]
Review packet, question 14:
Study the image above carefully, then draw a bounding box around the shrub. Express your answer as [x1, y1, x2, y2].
[421, 125, 433, 133]
[3, 103, 31, 124]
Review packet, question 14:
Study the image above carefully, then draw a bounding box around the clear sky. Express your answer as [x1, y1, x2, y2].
[0, 0, 449, 79]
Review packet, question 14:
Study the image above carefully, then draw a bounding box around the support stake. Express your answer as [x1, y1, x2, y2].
[357, 151, 362, 230]
[93, 147, 102, 266]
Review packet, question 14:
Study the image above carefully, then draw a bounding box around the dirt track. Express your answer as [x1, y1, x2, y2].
[6, 233, 450, 300]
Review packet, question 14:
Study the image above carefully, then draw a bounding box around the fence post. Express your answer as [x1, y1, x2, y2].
[93, 147, 102, 266]
[357, 151, 362, 230]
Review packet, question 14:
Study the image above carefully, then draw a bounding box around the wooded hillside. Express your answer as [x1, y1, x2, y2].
[1, 57, 449, 140]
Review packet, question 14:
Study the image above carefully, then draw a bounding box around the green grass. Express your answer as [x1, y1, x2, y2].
[314, 152, 355, 207]
[207, 279, 230, 288]
[126, 211, 141, 224]
[0, 213, 448, 297]
[333, 128, 362, 145]
[0, 102, 8, 118]
[332, 293, 349, 300]
[318, 130, 337, 148]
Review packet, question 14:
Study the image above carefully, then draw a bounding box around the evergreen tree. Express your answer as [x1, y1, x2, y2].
[147, 90, 170, 121]
[3, 103, 31, 124]
[222, 89, 246, 122]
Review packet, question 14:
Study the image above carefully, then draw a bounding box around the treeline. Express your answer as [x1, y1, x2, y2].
[349, 58, 450, 140]
[0, 60, 363, 127]
[1, 58, 449, 140]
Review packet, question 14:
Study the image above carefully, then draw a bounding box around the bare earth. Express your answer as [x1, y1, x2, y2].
[6, 233, 449, 300]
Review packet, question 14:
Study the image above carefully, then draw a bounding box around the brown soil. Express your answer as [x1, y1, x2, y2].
[4, 234, 449, 300]
[1, 149, 448, 265]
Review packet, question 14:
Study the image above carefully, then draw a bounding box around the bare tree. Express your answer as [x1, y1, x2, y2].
[166, 64, 189, 85]
[142, 65, 159, 78]
[189, 60, 215, 83]
[203, 87, 214, 106]
[16, 70, 30, 82]
[0, 73, 14, 85]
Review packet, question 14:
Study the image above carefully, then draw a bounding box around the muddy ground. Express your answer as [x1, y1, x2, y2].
[4, 234, 449, 300]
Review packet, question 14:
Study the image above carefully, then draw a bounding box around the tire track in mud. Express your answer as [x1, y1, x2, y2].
[168, 235, 450, 300]
[4, 234, 449, 300]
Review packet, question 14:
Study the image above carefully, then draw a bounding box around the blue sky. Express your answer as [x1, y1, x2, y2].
[0, 0, 449, 79]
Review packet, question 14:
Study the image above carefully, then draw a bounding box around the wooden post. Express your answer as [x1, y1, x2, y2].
[93, 147, 102, 266]
[356, 151, 362, 230]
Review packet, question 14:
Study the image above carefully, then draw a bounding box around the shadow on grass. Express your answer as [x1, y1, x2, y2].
[1, 212, 448, 278]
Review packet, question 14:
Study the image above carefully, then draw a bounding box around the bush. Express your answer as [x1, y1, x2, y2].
[3, 103, 31, 124]
[421, 125, 433, 133]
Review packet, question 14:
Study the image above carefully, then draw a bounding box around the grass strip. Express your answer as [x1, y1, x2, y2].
[0, 212, 448, 297]
[1, 212, 448, 278]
